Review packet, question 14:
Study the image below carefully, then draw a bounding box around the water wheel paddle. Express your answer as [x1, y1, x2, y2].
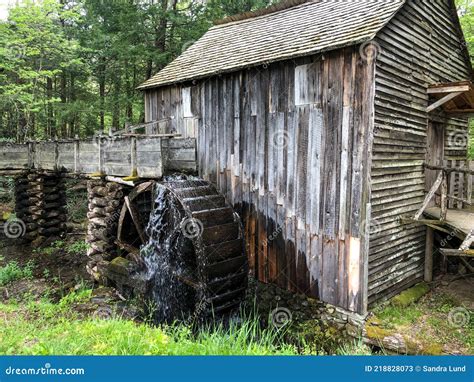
[116, 178, 248, 322]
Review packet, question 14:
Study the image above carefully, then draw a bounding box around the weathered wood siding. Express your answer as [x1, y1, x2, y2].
[369, 0, 471, 306]
[144, 46, 376, 314]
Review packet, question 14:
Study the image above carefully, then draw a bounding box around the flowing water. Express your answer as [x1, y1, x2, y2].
[139, 175, 198, 322]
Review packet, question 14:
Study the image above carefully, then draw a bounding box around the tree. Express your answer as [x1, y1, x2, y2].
[0, 0, 281, 141]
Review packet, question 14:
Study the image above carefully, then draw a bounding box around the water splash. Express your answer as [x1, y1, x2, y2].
[139, 177, 196, 323]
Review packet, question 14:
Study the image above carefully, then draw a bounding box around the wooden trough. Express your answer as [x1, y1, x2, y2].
[0, 135, 197, 178]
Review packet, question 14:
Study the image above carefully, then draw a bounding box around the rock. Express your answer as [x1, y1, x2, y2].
[0, 287, 9, 301]
[31, 236, 46, 247]
[346, 323, 361, 337]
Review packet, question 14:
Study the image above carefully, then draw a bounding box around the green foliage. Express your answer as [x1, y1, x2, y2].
[457, 0, 474, 157]
[67, 240, 89, 255]
[0, 260, 34, 286]
[33, 240, 65, 255]
[66, 189, 88, 222]
[0, 0, 273, 141]
[336, 339, 374, 356]
[0, 295, 298, 355]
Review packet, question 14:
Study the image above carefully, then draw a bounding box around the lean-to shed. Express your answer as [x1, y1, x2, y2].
[138, 0, 473, 314]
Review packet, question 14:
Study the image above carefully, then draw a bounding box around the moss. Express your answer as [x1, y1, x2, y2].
[391, 282, 430, 307]
[365, 322, 392, 340]
[108, 257, 135, 276]
[420, 342, 443, 355]
[288, 320, 345, 354]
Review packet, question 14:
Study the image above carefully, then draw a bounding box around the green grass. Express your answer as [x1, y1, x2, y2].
[0, 291, 300, 355]
[372, 292, 473, 354]
[0, 260, 34, 286]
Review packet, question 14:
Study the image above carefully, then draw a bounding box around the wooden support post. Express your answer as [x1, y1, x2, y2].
[440, 170, 448, 221]
[130, 136, 137, 177]
[424, 227, 434, 282]
[98, 136, 104, 175]
[74, 135, 80, 173]
[27, 141, 35, 169]
[54, 139, 59, 171]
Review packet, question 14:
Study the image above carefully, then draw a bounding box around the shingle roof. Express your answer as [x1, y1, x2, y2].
[138, 0, 405, 90]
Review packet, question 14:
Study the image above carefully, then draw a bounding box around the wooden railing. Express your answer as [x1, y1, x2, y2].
[114, 118, 171, 136]
[414, 160, 473, 221]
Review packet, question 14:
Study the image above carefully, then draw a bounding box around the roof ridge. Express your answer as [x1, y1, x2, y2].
[213, 0, 314, 27]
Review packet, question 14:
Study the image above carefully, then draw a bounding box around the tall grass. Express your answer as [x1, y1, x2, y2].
[0, 297, 297, 355]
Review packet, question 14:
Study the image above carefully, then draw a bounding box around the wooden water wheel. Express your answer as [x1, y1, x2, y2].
[116, 178, 248, 319]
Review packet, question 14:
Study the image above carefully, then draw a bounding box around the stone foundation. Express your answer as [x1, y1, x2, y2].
[13, 170, 67, 242]
[86, 178, 127, 281]
[246, 279, 366, 338]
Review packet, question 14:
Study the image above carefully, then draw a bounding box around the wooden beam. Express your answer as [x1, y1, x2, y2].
[443, 109, 474, 113]
[427, 84, 470, 94]
[400, 218, 445, 225]
[439, 248, 474, 257]
[414, 171, 444, 220]
[105, 176, 136, 187]
[460, 230, 474, 251]
[427, 91, 464, 113]
[425, 164, 474, 176]
[124, 196, 147, 244]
